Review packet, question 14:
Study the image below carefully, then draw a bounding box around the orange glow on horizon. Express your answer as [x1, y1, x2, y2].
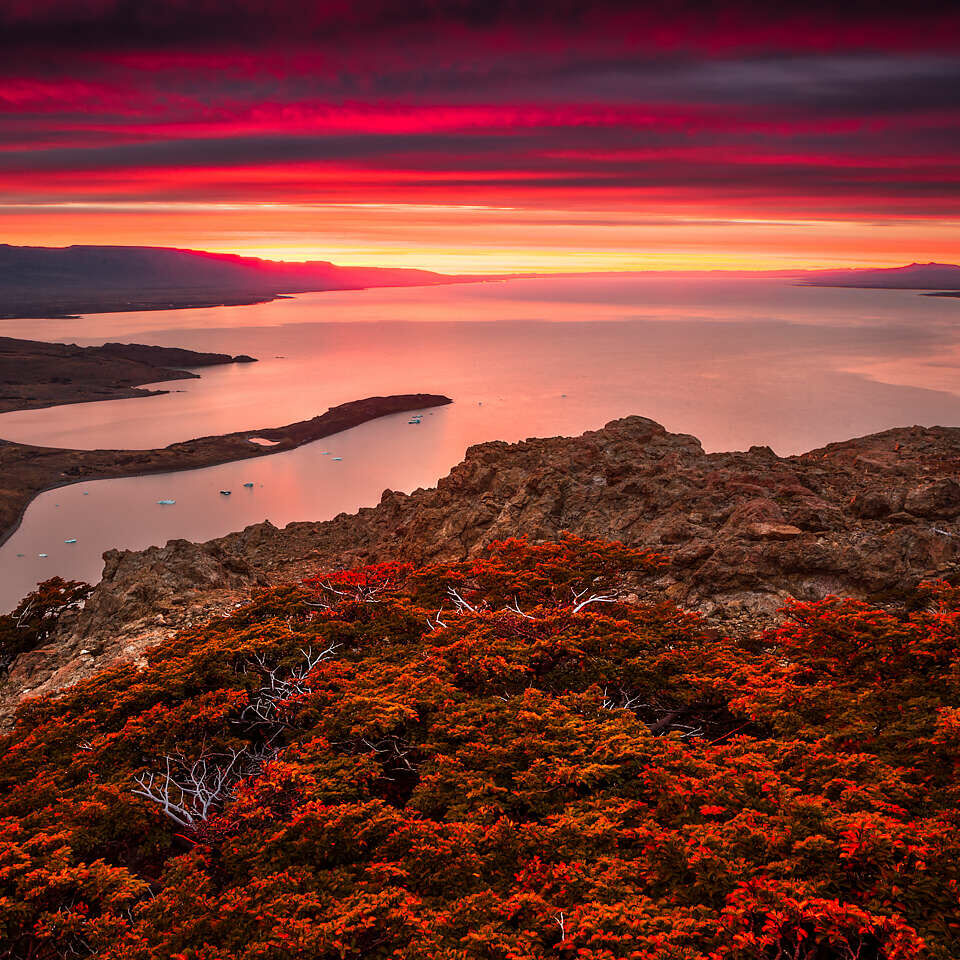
[1, 5, 957, 277]
[0, 202, 957, 275]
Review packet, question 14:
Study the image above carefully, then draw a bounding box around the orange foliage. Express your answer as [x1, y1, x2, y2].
[0, 537, 958, 958]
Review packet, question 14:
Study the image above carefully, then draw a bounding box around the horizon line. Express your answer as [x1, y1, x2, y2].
[2, 241, 957, 278]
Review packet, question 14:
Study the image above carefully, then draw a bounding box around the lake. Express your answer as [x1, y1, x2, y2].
[1, 275, 959, 611]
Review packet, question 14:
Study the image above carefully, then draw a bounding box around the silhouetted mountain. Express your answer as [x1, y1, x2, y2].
[802, 262, 960, 289]
[0, 245, 477, 318]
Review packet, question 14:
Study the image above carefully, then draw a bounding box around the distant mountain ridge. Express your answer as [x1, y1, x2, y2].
[0, 244, 461, 291]
[0, 244, 481, 319]
[802, 261, 960, 289]
[2, 246, 958, 318]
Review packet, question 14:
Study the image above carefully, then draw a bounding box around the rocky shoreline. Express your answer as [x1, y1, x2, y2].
[5, 413, 960, 721]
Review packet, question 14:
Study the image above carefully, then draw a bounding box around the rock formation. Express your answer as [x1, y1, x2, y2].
[4, 414, 960, 719]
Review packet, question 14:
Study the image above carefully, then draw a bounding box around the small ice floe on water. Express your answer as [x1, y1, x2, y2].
[243, 482, 254, 488]
[64, 538, 77, 544]
[157, 499, 176, 505]
[38, 553, 48, 558]
[220, 490, 232, 496]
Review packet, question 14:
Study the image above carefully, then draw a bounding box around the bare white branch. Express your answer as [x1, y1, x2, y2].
[601, 687, 647, 712]
[503, 597, 535, 619]
[14, 600, 35, 630]
[132, 748, 249, 828]
[570, 586, 618, 613]
[239, 644, 339, 735]
[305, 577, 390, 610]
[426, 607, 448, 630]
[446, 586, 477, 614]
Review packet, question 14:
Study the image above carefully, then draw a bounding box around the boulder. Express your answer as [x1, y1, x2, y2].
[852, 489, 904, 519]
[904, 479, 960, 519]
[746, 522, 805, 541]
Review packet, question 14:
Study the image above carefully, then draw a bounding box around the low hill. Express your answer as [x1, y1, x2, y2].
[0, 536, 957, 958]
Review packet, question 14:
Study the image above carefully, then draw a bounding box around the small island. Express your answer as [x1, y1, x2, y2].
[0, 394, 453, 546]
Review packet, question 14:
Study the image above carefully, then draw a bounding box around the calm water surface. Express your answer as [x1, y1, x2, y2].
[1, 275, 958, 610]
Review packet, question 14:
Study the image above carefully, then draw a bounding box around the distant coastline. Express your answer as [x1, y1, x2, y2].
[0, 291, 282, 321]
[3, 246, 960, 322]
[7, 279, 957, 322]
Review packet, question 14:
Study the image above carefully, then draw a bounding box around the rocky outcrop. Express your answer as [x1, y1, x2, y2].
[0, 540, 267, 713]
[5, 414, 960, 720]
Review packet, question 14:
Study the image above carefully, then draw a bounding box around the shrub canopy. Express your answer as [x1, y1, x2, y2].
[1, 536, 958, 959]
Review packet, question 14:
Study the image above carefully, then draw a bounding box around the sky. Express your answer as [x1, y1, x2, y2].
[1, 1, 958, 273]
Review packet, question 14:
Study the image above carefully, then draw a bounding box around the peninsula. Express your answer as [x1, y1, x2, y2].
[0, 394, 452, 546]
[0, 336, 256, 413]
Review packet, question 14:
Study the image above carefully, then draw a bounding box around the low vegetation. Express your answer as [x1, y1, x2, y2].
[0, 577, 92, 673]
[1, 536, 958, 959]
